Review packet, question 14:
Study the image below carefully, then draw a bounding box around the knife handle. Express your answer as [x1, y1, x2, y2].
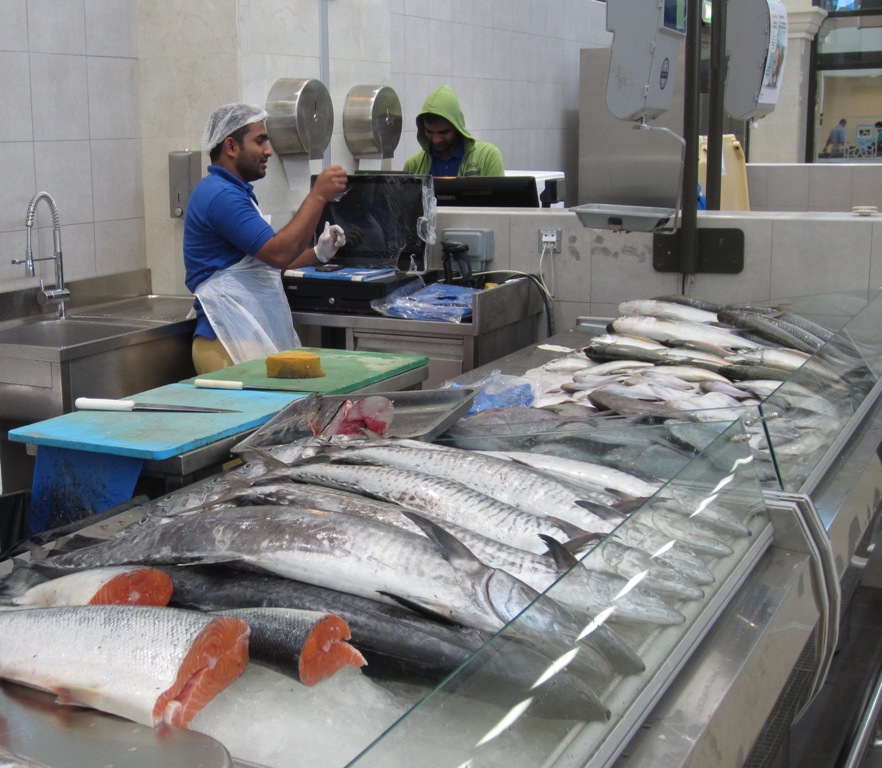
[75, 397, 135, 411]
[194, 378, 245, 390]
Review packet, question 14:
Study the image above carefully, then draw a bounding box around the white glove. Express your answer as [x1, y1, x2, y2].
[315, 222, 346, 263]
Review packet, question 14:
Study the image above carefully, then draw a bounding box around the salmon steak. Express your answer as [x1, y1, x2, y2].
[0, 605, 249, 728]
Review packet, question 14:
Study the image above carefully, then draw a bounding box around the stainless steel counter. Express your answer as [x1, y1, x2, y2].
[292, 275, 545, 388]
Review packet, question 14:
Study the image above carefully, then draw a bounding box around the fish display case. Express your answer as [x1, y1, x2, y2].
[3, 290, 882, 768]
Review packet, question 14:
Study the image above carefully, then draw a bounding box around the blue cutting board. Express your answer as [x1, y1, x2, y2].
[8, 383, 303, 460]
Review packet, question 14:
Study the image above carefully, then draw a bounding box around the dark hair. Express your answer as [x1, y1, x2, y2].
[209, 124, 251, 162]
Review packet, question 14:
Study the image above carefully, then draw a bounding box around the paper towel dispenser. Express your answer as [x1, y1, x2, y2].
[265, 78, 334, 160]
[342, 85, 402, 159]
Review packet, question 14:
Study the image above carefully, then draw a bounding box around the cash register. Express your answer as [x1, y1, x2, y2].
[283, 173, 431, 314]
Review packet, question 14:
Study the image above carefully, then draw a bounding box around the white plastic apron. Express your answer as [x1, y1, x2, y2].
[194, 255, 300, 365]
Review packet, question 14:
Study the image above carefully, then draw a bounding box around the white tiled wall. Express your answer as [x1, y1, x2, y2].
[0, 0, 144, 294]
[4, 0, 882, 326]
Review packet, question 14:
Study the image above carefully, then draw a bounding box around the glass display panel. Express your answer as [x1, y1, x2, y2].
[347, 419, 770, 768]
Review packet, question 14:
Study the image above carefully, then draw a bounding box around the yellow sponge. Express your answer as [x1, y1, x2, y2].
[266, 350, 326, 379]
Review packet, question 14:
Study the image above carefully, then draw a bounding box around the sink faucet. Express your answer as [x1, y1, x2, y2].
[11, 192, 70, 319]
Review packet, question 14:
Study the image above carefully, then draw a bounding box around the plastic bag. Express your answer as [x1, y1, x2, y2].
[372, 281, 479, 323]
[444, 369, 539, 415]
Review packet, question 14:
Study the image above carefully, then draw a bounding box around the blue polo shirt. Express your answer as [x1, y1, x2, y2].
[183, 166, 276, 338]
[429, 143, 465, 177]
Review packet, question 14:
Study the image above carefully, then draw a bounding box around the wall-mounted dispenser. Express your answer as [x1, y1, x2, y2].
[168, 150, 202, 218]
[265, 78, 334, 160]
[342, 85, 402, 171]
[724, 0, 788, 121]
[265, 78, 334, 191]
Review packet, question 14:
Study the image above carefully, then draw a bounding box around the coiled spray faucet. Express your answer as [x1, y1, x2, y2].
[11, 191, 70, 318]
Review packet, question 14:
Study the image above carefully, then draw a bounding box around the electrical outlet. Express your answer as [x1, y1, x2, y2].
[538, 229, 562, 254]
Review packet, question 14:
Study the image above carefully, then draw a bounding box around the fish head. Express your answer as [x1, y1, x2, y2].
[484, 568, 580, 642]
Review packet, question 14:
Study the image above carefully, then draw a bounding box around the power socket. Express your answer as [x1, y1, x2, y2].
[538, 229, 561, 254]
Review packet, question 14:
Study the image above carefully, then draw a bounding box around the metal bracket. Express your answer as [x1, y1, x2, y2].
[652, 227, 745, 273]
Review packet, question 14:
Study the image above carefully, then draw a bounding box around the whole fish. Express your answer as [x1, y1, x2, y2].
[726, 348, 844, 386]
[0, 605, 249, 728]
[47, 506, 586, 660]
[403, 511, 684, 631]
[286, 446, 708, 595]
[717, 309, 819, 353]
[318, 439, 629, 525]
[480, 449, 662, 499]
[651, 294, 724, 312]
[162, 565, 612, 722]
[208, 607, 365, 686]
[300, 490, 684, 627]
[611, 315, 762, 352]
[269, 460, 592, 555]
[617, 299, 720, 324]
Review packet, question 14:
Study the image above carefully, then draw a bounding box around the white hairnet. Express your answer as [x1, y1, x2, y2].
[202, 103, 269, 152]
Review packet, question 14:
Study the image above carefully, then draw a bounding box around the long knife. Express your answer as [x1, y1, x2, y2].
[193, 378, 281, 392]
[74, 397, 240, 414]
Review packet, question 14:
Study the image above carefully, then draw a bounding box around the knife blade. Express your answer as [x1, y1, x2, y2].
[74, 397, 240, 414]
[193, 378, 280, 392]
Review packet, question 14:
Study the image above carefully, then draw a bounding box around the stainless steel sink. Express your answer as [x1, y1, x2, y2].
[0, 301, 196, 423]
[0, 318, 158, 350]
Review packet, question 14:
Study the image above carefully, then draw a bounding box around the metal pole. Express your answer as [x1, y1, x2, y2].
[706, 0, 727, 210]
[680, 0, 702, 279]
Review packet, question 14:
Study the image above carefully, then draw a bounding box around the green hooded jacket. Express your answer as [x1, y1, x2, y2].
[403, 85, 504, 177]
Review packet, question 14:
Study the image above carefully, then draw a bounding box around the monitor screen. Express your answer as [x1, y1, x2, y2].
[312, 173, 432, 270]
[433, 176, 540, 208]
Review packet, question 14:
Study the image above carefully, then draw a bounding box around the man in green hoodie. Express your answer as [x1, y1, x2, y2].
[403, 85, 504, 177]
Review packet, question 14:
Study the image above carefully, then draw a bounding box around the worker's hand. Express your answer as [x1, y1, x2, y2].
[315, 221, 346, 263]
[312, 165, 349, 203]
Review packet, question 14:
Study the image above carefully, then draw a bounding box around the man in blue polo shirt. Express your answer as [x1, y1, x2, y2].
[184, 103, 348, 374]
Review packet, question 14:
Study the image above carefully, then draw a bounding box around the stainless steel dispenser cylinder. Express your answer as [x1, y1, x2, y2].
[342, 84, 402, 159]
[265, 78, 334, 160]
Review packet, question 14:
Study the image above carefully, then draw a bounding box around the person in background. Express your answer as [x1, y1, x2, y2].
[184, 103, 348, 374]
[403, 85, 504, 177]
[823, 118, 848, 156]
[875, 121, 882, 155]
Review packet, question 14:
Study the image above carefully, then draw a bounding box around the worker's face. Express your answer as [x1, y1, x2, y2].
[423, 118, 459, 158]
[230, 122, 273, 182]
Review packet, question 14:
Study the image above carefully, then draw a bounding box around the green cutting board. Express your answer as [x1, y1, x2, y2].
[187, 347, 429, 394]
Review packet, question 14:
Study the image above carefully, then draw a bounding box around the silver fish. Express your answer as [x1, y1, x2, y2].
[611, 315, 763, 352]
[47, 506, 584, 655]
[617, 299, 720, 324]
[270, 460, 590, 555]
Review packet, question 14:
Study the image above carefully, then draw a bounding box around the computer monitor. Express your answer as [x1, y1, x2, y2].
[432, 176, 540, 208]
[312, 173, 431, 270]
